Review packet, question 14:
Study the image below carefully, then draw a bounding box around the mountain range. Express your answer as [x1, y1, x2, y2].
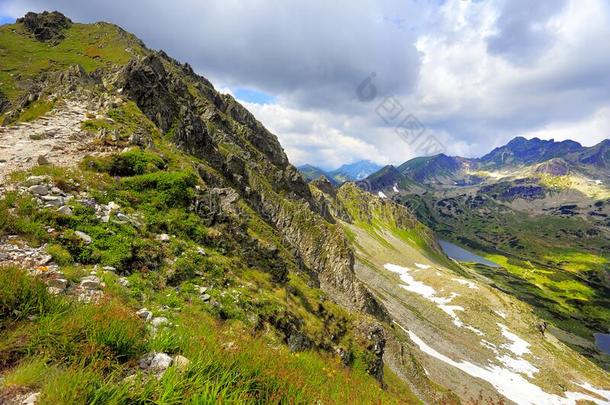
[365, 137, 610, 191]
[298, 160, 381, 184]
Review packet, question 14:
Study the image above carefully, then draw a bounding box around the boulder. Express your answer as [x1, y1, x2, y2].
[46, 278, 68, 290]
[37, 155, 50, 166]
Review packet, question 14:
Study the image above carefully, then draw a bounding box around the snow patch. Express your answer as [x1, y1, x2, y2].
[498, 323, 530, 356]
[393, 184, 399, 192]
[394, 321, 610, 405]
[384, 263, 437, 299]
[495, 310, 507, 319]
[378, 191, 387, 199]
[497, 355, 539, 378]
[452, 278, 479, 289]
[415, 263, 431, 270]
[384, 263, 482, 336]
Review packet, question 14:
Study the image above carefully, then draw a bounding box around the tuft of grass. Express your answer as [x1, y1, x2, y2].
[17, 99, 54, 122]
[1, 357, 51, 389]
[0, 266, 64, 328]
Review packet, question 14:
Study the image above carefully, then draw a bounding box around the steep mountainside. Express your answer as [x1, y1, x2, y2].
[312, 182, 610, 404]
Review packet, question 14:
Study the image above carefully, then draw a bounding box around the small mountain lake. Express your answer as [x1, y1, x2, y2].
[438, 240, 500, 268]
[594, 333, 610, 354]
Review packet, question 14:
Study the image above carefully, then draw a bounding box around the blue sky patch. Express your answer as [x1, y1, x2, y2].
[233, 87, 276, 104]
[0, 15, 16, 25]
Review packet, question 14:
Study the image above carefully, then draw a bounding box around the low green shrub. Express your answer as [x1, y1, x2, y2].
[108, 149, 166, 176]
[46, 244, 73, 266]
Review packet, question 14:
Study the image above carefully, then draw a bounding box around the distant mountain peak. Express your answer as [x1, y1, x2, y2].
[298, 160, 381, 184]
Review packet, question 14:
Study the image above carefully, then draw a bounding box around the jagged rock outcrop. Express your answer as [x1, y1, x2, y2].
[17, 11, 72, 42]
[116, 52, 388, 322]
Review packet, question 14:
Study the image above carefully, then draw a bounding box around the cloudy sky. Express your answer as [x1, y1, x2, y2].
[2, 0, 609, 169]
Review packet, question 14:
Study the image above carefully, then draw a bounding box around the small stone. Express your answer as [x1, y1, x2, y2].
[201, 293, 211, 302]
[118, 277, 130, 287]
[28, 184, 48, 195]
[47, 287, 63, 295]
[116, 212, 129, 221]
[197, 286, 209, 294]
[136, 308, 153, 321]
[156, 234, 171, 242]
[41, 195, 64, 206]
[47, 278, 68, 290]
[102, 266, 117, 272]
[26, 175, 48, 185]
[22, 392, 40, 405]
[108, 201, 120, 211]
[57, 205, 73, 216]
[197, 247, 206, 256]
[172, 355, 190, 371]
[37, 155, 50, 166]
[139, 352, 172, 372]
[151, 317, 169, 327]
[74, 231, 92, 245]
[80, 275, 102, 289]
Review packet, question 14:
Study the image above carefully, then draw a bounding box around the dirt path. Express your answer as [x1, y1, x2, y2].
[0, 100, 97, 184]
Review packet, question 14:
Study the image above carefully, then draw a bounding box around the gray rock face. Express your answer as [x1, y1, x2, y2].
[17, 11, 72, 42]
[120, 55, 178, 132]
